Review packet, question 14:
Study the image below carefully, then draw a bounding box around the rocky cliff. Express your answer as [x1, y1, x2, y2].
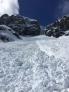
[45, 16, 69, 37]
[0, 14, 69, 42]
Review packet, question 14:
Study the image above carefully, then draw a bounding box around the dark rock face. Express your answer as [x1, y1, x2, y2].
[0, 14, 9, 25]
[45, 16, 69, 37]
[23, 17, 40, 36]
[0, 14, 41, 36]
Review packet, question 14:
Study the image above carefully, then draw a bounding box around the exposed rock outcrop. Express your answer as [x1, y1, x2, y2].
[0, 14, 41, 36]
[45, 16, 69, 37]
[0, 14, 69, 42]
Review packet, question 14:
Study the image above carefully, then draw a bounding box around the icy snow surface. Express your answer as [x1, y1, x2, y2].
[0, 35, 69, 92]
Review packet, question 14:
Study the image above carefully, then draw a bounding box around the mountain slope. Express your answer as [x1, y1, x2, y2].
[0, 14, 69, 42]
[0, 35, 69, 92]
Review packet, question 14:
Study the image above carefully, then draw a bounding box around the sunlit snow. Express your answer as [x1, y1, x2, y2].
[0, 35, 69, 92]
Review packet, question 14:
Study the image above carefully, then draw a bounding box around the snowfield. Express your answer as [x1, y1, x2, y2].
[0, 35, 69, 92]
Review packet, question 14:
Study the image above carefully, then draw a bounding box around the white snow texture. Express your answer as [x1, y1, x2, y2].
[0, 35, 69, 92]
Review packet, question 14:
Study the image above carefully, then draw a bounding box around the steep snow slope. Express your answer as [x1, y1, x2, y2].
[0, 35, 69, 92]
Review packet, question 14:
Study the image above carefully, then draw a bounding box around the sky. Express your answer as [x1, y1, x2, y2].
[19, 0, 61, 25]
[0, 0, 19, 16]
[0, 0, 68, 26]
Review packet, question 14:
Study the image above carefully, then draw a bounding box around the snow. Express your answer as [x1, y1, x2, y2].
[0, 25, 19, 42]
[0, 35, 69, 92]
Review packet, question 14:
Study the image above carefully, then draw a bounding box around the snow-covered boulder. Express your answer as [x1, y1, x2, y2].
[0, 25, 19, 42]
